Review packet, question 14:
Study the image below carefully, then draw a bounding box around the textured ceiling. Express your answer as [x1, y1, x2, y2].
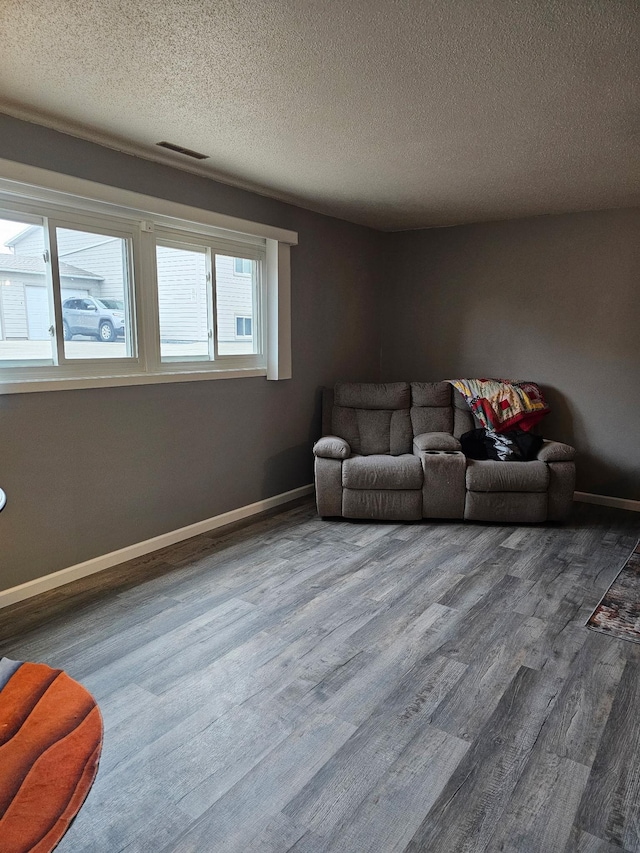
[0, 0, 638, 230]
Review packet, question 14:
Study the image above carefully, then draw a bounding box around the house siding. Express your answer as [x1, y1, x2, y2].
[215, 255, 255, 353]
[57, 232, 125, 302]
[11, 227, 44, 256]
[156, 245, 208, 344]
[0, 272, 92, 339]
[0, 279, 27, 338]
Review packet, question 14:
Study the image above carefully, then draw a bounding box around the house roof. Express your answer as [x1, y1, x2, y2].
[4, 225, 38, 248]
[0, 1, 637, 230]
[0, 254, 103, 280]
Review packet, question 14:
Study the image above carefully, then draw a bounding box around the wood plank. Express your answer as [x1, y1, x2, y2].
[403, 665, 566, 853]
[318, 603, 455, 726]
[485, 750, 590, 853]
[159, 714, 357, 853]
[286, 726, 469, 853]
[563, 827, 636, 852]
[429, 613, 545, 741]
[574, 659, 640, 850]
[539, 631, 626, 767]
[281, 653, 466, 836]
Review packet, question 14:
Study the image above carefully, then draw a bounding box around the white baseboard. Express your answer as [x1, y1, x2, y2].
[574, 491, 640, 513]
[0, 484, 314, 611]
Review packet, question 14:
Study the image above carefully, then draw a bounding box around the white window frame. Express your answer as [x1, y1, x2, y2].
[154, 236, 213, 365]
[233, 257, 252, 275]
[0, 158, 296, 394]
[51, 214, 140, 365]
[234, 315, 253, 339]
[154, 229, 265, 369]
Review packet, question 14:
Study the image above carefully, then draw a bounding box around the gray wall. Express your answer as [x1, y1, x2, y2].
[1, 113, 637, 593]
[0, 114, 383, 591]
[382, 209, 640, 500]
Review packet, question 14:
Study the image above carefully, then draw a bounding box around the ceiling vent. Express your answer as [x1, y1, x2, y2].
[156, 141, 209, 160]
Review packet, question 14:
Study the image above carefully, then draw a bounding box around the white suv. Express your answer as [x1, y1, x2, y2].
[62, 297, 125, 342]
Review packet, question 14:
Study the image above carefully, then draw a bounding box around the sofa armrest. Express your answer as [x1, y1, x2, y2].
[413, 432, 462, 453]
[536, 440, 576, 463]
[313, 435, 351, 460]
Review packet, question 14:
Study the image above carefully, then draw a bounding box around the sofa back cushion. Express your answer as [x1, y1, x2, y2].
[410, 382, 454, 435]
[452, 389, 476, 438]
[332, 382, 412, 455]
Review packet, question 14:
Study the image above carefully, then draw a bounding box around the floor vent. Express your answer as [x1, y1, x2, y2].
[156, 141, 209, 160]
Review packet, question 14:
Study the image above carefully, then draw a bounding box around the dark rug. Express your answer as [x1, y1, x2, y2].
[587, 541, 640, 642]
[0, 657, 103, 852]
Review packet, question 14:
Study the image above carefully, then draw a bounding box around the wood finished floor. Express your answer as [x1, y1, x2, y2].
[2, 500, 640, 853]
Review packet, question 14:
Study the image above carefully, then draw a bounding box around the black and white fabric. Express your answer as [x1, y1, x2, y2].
[460, 428, 543, 462]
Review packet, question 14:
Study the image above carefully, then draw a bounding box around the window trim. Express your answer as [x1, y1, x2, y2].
[234, 257, 252, 275]
[235, 315, 253, 339]
[0, 158, 296, 393]
[154, 237, 213, 365]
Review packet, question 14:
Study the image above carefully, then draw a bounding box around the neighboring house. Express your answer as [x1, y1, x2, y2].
[0, 254, 102, 340]
[1, 226, 254, 351]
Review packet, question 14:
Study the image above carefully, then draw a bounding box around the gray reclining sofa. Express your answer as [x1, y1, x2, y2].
[313, 382, 575, 523]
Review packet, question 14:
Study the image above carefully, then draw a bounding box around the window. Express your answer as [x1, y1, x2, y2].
[156, 241, 210, 362]
[0, 163, 297, 392]
[0, 211, 138, 372]
[236, 317, 252, 338]
[57, 226, 135, 360]
[0, 216, 53, 364]
[154, 240, 263, 362]
[216, 256, 258, 355]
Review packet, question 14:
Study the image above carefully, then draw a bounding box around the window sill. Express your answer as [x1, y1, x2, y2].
[0, 366, 268, 395]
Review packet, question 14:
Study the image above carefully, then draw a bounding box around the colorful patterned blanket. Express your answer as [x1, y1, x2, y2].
[448, 379, 550, 433]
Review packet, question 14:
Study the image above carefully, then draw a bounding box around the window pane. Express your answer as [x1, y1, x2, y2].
[57, 227, 134, 360]
[0, 217, 54, 364]
[235, 316, 252, 337]
[156, 244, 210, 361]
[216, 255, 256, 355]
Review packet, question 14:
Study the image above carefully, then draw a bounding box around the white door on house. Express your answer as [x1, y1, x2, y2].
[25, 286, 89, 340]
[25, 286, 50, 339]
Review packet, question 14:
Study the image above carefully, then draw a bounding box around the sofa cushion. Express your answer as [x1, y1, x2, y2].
[536, 440, 576, 462]
[410, 406, 454, 436]
[453, 389, 473, 410]
[313, 436, 351, 459]
[332, 407, 413, 455]
[466, 459, 549, 492]
[413, 432, 462, 452]
[411, 382, 451, 407]
[342, 454, 423, 490]
[452, 389, 477, 438]
[464, 491, 548, 522]
[410, 382, 454, 436]
[343, 488, 422, 520]
[334, 382, 410, 410]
